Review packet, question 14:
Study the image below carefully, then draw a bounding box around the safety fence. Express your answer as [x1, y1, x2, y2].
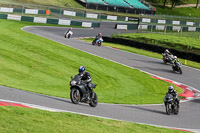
[0, 13, 100, 28]
[138, 17, 200, 32]
[0, 6, 140, 22]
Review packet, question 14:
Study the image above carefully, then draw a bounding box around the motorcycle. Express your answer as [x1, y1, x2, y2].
[172, 61, 182, 74]
[163, 93, 179, 115]
[92, 37, 103, 46]
[64, 31, 73, 39]
[69, 74, 98, 107]
[162, 53, 174, 64]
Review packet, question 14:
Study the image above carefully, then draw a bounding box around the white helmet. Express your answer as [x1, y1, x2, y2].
[168, 85, 174, 92]
[165, 49, 169, 53]
[174, 56, 177, 59]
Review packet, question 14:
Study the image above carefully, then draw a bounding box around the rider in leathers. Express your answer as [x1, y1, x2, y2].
[78, 66, 94, 98]
[166, 85, 180, 105]
[172, 56, 180, 68]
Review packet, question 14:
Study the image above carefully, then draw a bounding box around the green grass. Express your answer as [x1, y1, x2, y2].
[0, 19, 183, 104]
[81, 38, 200, 69]
[0, 106, 186, 133]
[1, 0, 85, 9]
[154, 6, 200, 17]
[154, 31, 200, 39]
[111, 33, 200, 55]
[146, 0, 197, 4]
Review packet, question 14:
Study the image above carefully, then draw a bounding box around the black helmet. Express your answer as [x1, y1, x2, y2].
[79, 66, 86, 73]
[168, 85, 174, 93]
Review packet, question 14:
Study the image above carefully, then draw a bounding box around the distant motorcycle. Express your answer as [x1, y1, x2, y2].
[172, 61, 182, 74]
[64, 31, 73, 39]
[69, 74, 98, 107]
[92, 37, 103, 46]
[162, 53, 174, 64]
[164, 93, 179, 115]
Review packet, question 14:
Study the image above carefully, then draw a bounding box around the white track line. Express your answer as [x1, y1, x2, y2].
[1, 99, 199, 133]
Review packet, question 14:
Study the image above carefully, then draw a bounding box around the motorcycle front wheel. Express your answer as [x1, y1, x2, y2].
[89, 92, 98, 107]
[174, 104, 179, 115]
[92, 40, 95, 45]
[165, 103, 172, 115]
[163, 59, 167, 64]
[178, 67, 182, 74]
[70, 88, 80, 104]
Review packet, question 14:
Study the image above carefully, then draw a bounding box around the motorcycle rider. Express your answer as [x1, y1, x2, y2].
[172, 56, 180, 67]
[166, 85, 180, 105]
[78, 66, 94, 98]
[95, 33, 102, 44]
[163, 49, 174, 62]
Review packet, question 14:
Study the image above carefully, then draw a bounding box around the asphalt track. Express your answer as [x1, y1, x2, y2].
[1, 26, 200, 132]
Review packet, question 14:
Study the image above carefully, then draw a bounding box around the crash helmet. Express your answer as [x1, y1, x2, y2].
[165, 49, 169, 53]
[69, 27, 72, 30]
[79, 66, 86, 73]
[168, 85, 174, 93]
[98, 33, 102, 36]
[174, 56, 177, 59]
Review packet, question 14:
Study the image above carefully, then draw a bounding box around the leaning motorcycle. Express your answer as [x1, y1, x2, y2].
[172, 62, 182, 74]
[162, 53, 174, 64]
[92, 37, 103, 46]
[163, 93, 179, 115]
[69, 74, 98, 107]
[64, 31, 73, 39]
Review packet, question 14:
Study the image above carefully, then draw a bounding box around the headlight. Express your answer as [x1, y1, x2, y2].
[71, 81, 76, 85]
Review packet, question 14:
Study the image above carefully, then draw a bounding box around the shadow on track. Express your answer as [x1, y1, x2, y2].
[131, 59, 165, 65]
[122, 105, 166, 115]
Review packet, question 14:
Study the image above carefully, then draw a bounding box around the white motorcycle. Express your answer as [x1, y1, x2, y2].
[64, 31, 73, 39]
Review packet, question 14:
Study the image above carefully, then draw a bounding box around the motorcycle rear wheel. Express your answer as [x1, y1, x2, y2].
[89, 92, 98, 107]
[70, 88, 80, 104]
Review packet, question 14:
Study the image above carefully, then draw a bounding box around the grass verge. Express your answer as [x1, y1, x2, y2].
[81, 38, 200, 70]
[111, 33, 200, 55]
[0, 19, 183, 104]
[0, 106, 186, 133]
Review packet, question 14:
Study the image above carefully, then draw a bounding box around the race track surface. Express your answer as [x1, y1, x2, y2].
[1, 26, 200, 132]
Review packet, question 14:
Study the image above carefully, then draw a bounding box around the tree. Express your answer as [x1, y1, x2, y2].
[196, 0, 199, 9]
[170, 0, 177, 9]
[163, 0, 167, 8]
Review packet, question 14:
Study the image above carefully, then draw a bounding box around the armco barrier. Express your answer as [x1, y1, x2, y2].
[140, 17, 200, 32]
[102, 36, 200, 63]
[0, 13, 100, 28]
[0, 6, 139, 22]
[115, 24, 138, 30]
[138, 24, 200, 32]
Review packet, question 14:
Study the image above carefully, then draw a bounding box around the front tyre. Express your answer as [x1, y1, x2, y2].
[174, 104, 179, 115]
[178, 67, 182, 74]
[165, 103, 171, 115]
[89, 92, 98, 107]
[92, 40, 95, 45]
[70, 88, 80, 104]
[163, 59, 167, 64]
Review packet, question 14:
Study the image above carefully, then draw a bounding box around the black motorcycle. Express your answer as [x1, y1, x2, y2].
[163, 93, 179, 115]
[162, 53, 174, 64]
[172, 61, 182, 74]
[69, 74, 98, 107]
